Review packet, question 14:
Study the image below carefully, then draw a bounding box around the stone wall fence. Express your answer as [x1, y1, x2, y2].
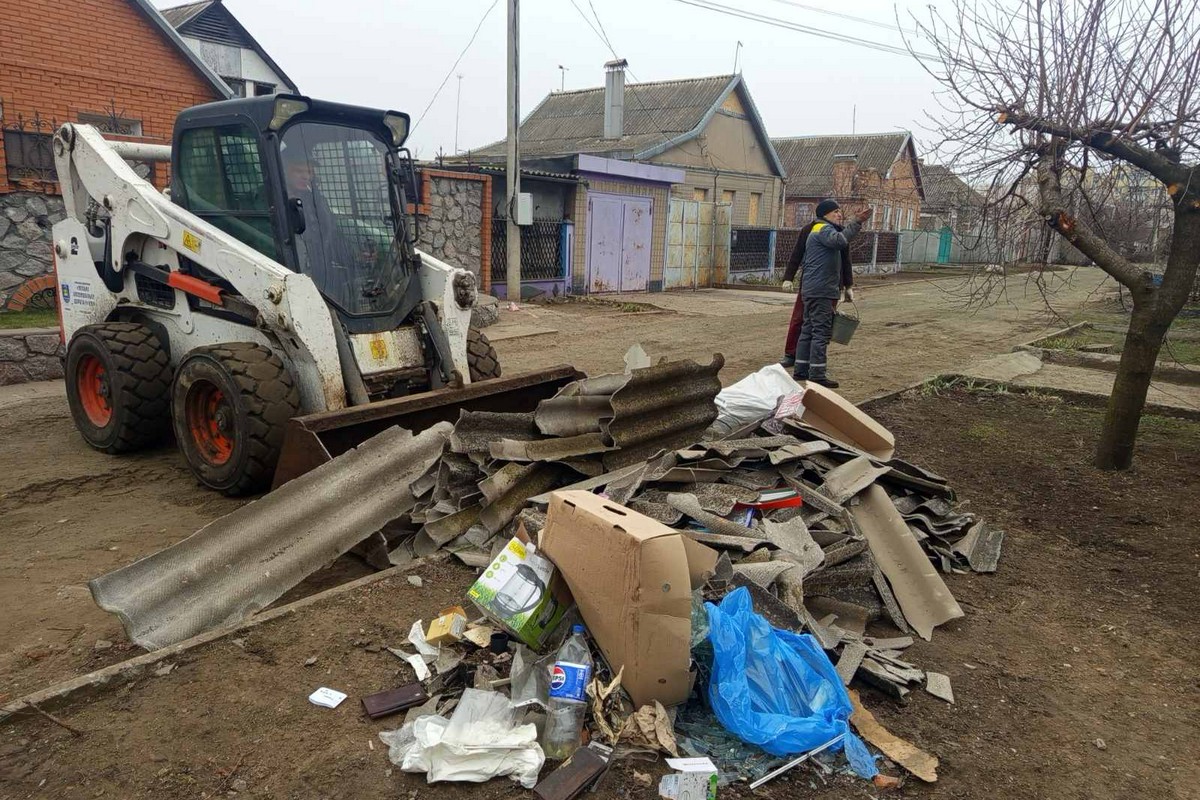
[0, 327, 64, 385]
[1, 191, 66, 308]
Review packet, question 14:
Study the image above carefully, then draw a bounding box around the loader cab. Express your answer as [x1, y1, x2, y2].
[170, 95, 420, 334]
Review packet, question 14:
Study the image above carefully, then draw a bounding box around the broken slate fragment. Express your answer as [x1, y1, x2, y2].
[407, 575, 424, 588]
[924, 672, 955, 704]
[836, 642, 868, 685]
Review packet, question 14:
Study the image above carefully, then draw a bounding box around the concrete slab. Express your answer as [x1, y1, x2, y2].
[486, 324, 559, 342]
[961, 351, 1046, 383]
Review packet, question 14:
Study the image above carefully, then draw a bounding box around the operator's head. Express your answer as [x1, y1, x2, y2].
[285, 160, 315, 190]
[816, 198, 842, 224]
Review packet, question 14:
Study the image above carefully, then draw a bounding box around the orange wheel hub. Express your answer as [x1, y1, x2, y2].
[77, 353, 112, 426]
[185, 380, 234, 465]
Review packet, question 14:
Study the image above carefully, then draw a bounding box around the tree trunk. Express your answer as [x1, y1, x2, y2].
[1094, 206, 1200, 470]
[1095, 297, 1166, 469]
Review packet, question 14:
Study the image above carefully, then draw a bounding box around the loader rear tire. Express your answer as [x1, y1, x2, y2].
[171, 343, 300, 496]
[65, 322, 172, 453]
[466, 327, 501, 382]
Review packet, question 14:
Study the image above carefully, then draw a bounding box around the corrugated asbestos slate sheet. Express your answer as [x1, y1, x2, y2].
[89, 424, 451, 650]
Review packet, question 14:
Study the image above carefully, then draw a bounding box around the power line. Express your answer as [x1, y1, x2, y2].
[412, 0, 500, 134]
[760, 0, 917, 34]
[667, 0, 933, 60]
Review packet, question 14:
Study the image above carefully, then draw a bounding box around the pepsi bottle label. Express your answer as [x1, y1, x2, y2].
[548, 661, 591, 702]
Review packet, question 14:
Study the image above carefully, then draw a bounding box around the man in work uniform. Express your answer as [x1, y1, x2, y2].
[778, 212, 855, 368]
[792, 199, 871, 388]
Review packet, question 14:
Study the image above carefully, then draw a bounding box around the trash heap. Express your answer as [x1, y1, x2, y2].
[354, 360, 1004, 793]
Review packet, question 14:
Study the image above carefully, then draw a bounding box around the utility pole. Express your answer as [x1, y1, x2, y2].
[454, 74, 463, 154]
[558, 64, 569, 91]
[506, 0, 521, 302]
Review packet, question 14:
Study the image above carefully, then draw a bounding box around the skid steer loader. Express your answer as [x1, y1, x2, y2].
[51, 94, 574, 494]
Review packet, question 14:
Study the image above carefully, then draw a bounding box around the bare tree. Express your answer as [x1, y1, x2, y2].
[911, 0, 1200, 469]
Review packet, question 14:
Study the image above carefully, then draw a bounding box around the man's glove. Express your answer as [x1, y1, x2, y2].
[842, 287, 855, 302]
[782, 280, 795, 292]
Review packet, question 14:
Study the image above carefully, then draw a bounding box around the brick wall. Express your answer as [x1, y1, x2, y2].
[785, 153, 923, 232]
[571, 178, 670, 293]
[0, 327, 63, 385]
[0, 0, 222, 195]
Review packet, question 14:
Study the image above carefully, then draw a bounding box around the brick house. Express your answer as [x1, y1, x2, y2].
[918, 162, 983, 234]
[0, 0, 231, 310]
[772, 132, 925, 232]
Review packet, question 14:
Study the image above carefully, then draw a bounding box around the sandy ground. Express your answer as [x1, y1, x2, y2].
[0, 268, 1112, 701]
[1, 389, 1196, 800]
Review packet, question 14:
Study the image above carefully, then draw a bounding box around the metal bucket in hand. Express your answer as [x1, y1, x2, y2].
[830, 301, 860, 345]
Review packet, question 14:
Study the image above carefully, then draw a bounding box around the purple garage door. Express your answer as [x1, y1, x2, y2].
[587, 193, 652, 293]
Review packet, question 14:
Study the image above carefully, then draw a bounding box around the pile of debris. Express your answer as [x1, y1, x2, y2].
[89, 355, 1005, 793]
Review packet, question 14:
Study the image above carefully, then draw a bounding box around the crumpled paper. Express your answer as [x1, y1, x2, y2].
[587, 669, 679, 757]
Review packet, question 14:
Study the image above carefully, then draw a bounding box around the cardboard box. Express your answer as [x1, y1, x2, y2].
[539, 491, 717, 708]
[425, 606, 468, 646]
[466, 530, 572, 651]
[799, 382, 895, 460]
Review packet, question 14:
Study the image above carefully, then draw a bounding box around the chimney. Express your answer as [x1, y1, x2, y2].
[603, 58, 627, 140]
[832, 153, 858, 197]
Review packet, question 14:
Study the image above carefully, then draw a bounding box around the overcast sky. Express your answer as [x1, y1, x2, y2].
[156, 0, 943, 159]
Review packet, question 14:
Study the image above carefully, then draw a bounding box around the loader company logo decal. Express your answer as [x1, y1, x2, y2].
[182, 230, 202, 254]
[369, 338, 389, 360]
[66, 281, 96, 308]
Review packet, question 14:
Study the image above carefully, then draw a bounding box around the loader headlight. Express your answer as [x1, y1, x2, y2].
[269, 97, 310, 131]
[453, 272, 476, 309]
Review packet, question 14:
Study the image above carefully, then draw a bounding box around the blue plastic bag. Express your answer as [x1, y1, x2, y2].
[705, 587, 877, 779]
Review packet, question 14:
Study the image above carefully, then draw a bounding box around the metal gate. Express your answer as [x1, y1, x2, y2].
[664, 200, 731, 289]
[586, 193, 652, 293]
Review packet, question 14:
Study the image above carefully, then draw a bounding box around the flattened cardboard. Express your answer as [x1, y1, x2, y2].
[799, 383, 895, 460]
[540, 491, 717, 708]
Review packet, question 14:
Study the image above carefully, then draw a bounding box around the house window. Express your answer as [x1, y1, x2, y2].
[78, 112, 143, 136]
[693, 187, 708, 202]
[793, 203, 814, 226]
[748, 192, 762, 226]
[905, 208, 914, 230]
[253, 82, 277, 97]
[2, 129, 56, 182]
[721, 189, 735, 206]
[882, 205, 892, 231]
[222, 77, 248, 98]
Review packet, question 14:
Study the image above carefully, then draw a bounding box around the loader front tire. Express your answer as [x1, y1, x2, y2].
[65, 322, 172, 453]
[171, 343, 300, 496]
[466, 327, 501, 382]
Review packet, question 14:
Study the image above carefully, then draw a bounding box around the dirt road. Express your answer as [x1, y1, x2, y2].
[0, 267, 1113, 699]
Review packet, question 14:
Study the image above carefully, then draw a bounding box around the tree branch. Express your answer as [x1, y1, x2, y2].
[999, 109, 1192, 186]
[1035, 146, 1150, 291]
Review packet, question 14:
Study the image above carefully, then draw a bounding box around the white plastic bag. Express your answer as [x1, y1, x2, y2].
[379, 689, 545, 788]
[711, 365, 802, 436]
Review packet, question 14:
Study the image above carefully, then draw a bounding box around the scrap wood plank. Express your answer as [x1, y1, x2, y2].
[849, 689, 939, 782]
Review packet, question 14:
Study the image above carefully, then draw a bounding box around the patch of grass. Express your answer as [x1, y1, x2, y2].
[966, 421, 1003, 441]
[921, 375, 1012, 397]
[0, 309, 58, 330]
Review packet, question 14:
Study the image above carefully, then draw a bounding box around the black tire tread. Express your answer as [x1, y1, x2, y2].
[69, 322, 171, 453]
[465, 327, 501, 381]
[178, 343, 300, 496]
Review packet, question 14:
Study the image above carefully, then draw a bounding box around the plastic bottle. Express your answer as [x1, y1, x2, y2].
[542, 624, 593, 760]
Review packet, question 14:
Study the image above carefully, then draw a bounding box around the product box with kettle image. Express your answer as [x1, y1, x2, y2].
[466, 524, 574, 650]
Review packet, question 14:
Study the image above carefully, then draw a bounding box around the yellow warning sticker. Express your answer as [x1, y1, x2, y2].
[182, 231, 202, 254]
[369, 338, 389, 361]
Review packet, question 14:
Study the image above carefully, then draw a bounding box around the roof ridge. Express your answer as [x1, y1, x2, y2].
[548, 73, 734, 97]
[772, 131, 911, 142]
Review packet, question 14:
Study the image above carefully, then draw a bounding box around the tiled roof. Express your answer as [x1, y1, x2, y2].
[772, 132, 910, 197]
[468, 75, 736, 159]
[918, 163, 981, 210]
[160, 0, 212, 27]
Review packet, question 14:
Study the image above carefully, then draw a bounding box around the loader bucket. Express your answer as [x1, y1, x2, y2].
[271, 365, 582, 489]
